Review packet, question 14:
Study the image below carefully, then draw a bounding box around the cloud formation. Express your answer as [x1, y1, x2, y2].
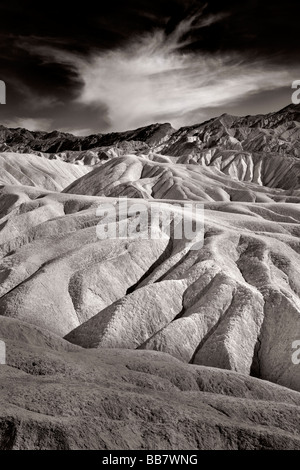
[3, 117, 53, 132]
[21, 13, 300, 132]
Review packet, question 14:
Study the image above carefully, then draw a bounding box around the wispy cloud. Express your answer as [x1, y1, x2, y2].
[21, 12, 300, 131]
[58, 127, 92, 136]
[3, 117, 53, 131]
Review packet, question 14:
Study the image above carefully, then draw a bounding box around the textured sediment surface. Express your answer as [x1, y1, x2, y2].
[1, 315, 300, 450]
[0, 105, 300, 449]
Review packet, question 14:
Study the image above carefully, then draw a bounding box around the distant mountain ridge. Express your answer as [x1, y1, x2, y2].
[0, 122, 175, 154]
[1, 104, 300, 162]
[1, 104, 300, 192]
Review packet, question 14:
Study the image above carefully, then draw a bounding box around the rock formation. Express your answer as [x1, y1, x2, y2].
[0, 104, 300, 449]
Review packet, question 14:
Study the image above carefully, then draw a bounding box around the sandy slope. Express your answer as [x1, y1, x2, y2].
[0, 106, 300, 449]
[0, 152, 91, 191]
[0, 315, 300, 450]
[0, 184, 299, 395]
[64, 155, 300, 202]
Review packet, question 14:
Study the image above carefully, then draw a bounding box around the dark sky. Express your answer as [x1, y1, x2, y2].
[0, 0, 299, 134]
